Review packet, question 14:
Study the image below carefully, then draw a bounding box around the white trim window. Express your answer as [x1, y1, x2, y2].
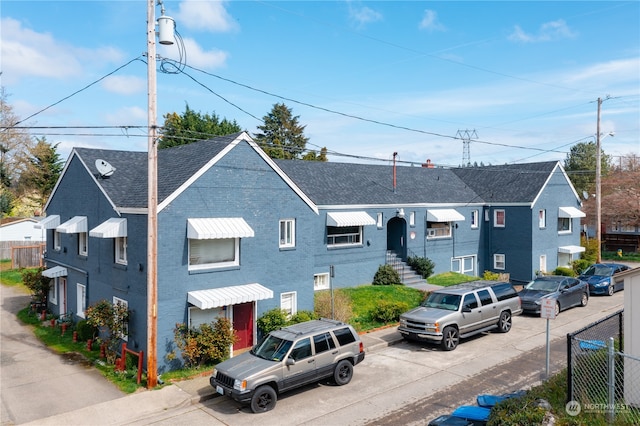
[115, 237, 127, 265]
[484, 210, 490, 222]
[539, 209, 546, 229]
[279, 219, 296, 248]
[49, 278, 58, 305]
[426, 222, 451, 239]
[78, 232, 88, 256]
[280, 292, 297, 318]
[558, 217, 572, 233]
[409, 211, 416, 227]
[76, 284, 86, 318]
[451, 255, 476, 275]
[53, 231, 61, 251]
[471, 210, 479, 229]
[314, 273, 330, 291]
[494, 210, 506, 228]
[376, 213, 383, 229]
[539, 255, 547, 273]
[113, 297, 129, 341]
[189, 238, 239, 270]
[327, 226, 362, 247]
[494, 254, 506, 270]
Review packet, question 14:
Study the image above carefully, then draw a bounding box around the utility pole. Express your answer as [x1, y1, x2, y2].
[457, 129, 478, 166]
[146, 0, 158, 389]
[595, 98, 602, 263]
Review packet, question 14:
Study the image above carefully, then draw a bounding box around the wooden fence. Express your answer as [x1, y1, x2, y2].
[1, 242, 45, 269]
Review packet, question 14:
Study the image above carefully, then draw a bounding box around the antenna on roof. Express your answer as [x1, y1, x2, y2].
[95, 159, 116, 178]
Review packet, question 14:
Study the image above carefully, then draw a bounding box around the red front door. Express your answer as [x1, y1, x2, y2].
[233, 302, 254, 349]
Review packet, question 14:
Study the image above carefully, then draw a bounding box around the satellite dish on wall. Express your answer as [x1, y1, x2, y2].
[95, 159, 116, 178]
[582, 190, 589, 200]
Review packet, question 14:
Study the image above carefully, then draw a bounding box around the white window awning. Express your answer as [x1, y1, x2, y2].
[34, 215, 60, 230]
[187, 218, 254, 240]
[427, 209, 465, 222]
[558, 245, 586, 254]
[188, 283, 274, 309]
[90, 218, 127, 238]
[57, 216, 87, 233]
[42, 266, 68, 278]
[326, 211, 376, 227]
[559, 207, 586, 218]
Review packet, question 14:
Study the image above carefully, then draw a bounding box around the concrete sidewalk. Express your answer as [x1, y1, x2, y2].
[22, 325, 405, 426]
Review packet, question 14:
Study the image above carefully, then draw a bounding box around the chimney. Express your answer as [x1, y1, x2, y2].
[422, 159, 434, 168]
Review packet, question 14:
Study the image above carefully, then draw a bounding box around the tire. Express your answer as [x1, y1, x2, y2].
[498, 311, 512, 333]
[608, 285, 615, 296]
[580, 292, 589, 307]
[334, 359, 353, 386]
[554, 302, 561, 317]
[441, 326, 459, 351]
[250, 385, 277, 413]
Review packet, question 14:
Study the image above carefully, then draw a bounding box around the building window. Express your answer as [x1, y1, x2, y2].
[539, 209, 546, 229]
[376, 213, 383, 229]
[115, 237, 127, 265]
[78, 232, 88, 256]
[188, 238, 238, 270]
[484, 210, 490, 222]
[76, 284, 86, 318]
[314, 273, 330, 291]
[49, 278, 58, 305]
[113, 297, 129, 341]
[558, 217, 571, 233]
[280, 292, 297, 317]
[494, 210, 505, 227]
[452, 255, 476, 275]
[279, 219, 296, 248]
[409, 211, 415, 227]
[471, 210, 479, 229]
[494, 254, 506, 270]
[426, 222, 451, 239]
[327, 226, 362, 247]
[54, 231, 61, 251]
[539, 255, 547, 273]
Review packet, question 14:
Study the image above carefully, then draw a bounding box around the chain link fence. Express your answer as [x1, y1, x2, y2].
[568, 309, 640, 424]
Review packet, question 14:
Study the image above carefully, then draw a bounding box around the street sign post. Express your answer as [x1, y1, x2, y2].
[540, 298, 556, 378]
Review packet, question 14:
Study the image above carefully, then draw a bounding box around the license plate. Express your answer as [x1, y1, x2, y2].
[216, 385, 224, 395]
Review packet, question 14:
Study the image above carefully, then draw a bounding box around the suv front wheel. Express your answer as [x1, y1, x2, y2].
[441, 326, 459, 351]
[334, 359, 353, 385]
[250, 385, 277, 413]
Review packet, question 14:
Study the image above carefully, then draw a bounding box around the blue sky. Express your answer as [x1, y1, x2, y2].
[2, 1, 639, 167]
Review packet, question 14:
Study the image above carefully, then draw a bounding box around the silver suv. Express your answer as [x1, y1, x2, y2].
[398, 281, 522, 351]
[210, 318, 365, 413]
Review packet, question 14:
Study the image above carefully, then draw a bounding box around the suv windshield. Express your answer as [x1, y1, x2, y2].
[422, 292, 461, 311]
[251, 335, 293, 361]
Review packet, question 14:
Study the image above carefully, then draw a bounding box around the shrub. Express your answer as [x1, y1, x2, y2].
[172, 317, 237, 368]
[370, 301, 408, 323]
[22, 268, 50, 305]
[314, 290, 353, 323]
[76, 319, 98, 341]
[289, 310, 317, 324]
[553, 266, 575, 277]
[257, 308, 288, 335]
[483, 270, 500, 280]
[572, 258, 590, 275]
[406, 256, 435, 279]
[580, 236, 597, 264]
[373, 264, 401, 285]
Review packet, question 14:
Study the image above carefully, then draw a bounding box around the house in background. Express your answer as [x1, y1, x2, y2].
[1, 218, 46, 264]
[37, 132, 585, 371]
[1, 218, 45, 242]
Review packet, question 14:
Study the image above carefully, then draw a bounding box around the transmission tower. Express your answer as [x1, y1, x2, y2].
[457, 129, 478, 166]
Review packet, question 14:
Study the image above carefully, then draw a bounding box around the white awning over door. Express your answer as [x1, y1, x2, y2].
[326, 212, 376, 227]
[426, 209, 465, 222]
[558, 245, 586, 254]
[187, 283, 273, 309]
[42, 266, 68, 278]
[187, 218, 254, 239]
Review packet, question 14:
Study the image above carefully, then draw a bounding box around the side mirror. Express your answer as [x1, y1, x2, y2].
[286, 357, 295, 366]
[462, 306, 472, 313]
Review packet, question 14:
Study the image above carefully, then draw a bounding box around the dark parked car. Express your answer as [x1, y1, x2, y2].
[519, 275, 589, 316]
[578, 263, 630, 296]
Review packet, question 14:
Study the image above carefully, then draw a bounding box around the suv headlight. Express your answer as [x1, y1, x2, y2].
[233, 379, 247, 392]
[400, 318, 407, 326]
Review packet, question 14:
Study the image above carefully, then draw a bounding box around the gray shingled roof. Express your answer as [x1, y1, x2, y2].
[72, 132, 560, 210]
[275, 160, 481, 205]
[451, 161, 559, 203]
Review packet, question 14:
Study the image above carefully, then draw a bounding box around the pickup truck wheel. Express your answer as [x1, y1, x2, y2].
[334, 359, 353, 386]
[441, 326, 459, 351]
[581, 292, 589, 306]
[498, 311, 512, 333]
[250, 385, 277, 413]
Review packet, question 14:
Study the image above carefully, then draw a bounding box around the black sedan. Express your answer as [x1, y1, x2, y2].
[519, 275, 589, 316]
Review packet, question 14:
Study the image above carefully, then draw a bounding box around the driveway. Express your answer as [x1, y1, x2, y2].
[0, 285, 124, 425]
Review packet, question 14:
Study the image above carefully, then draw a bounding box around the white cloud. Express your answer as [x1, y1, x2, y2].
[160, 38, 229, 69]
[348, 2, 383, 28]
[175, 0, 238, 33]
[104, 106, 147, 126]
[508, 19, 577, 43]
[418, 10, 445, 32]
[101, 75, 147, 95]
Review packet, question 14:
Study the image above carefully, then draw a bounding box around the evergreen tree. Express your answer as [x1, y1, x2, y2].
[564, 141, 611, 196]
[158, 104, 242, 149]
[19, 137, 63, 212]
